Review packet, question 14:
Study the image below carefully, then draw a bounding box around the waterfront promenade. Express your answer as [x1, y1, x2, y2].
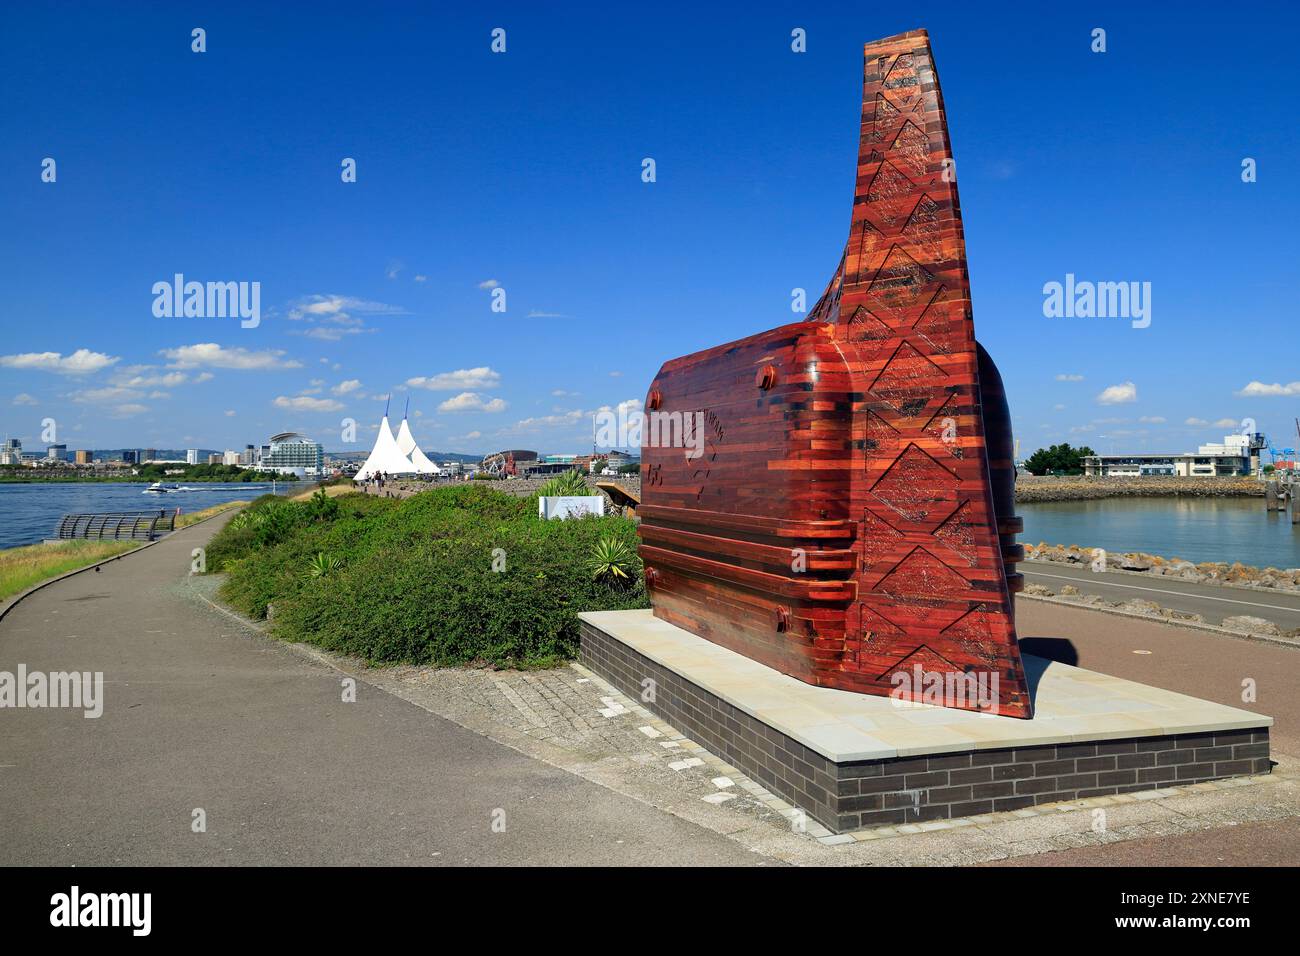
[1, 511, 1295, 866]
[0, 513, 764, 866]
[1022, 563, 1300, 633]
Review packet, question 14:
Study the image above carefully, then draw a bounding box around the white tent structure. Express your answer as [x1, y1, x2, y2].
[355, 400, 417, 480]
[395, 406, 442, 475]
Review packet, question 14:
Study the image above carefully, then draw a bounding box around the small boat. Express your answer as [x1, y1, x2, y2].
[143, 482, 179, 494]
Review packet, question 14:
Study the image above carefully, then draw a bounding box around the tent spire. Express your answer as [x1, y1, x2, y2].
[404, 395, 410, 420]
[384, 394, 390, 418]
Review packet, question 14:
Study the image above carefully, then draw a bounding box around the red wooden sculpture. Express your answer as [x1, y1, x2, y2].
[638, 29, 1032, 717]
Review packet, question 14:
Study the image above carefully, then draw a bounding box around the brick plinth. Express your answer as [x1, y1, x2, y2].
[580, 619, 1272, 833]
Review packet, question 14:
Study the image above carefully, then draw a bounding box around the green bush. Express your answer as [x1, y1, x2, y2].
[535, 468, 589, 497]
[212, 484, 647, 668]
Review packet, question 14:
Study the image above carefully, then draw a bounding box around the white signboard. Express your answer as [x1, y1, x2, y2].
[538, 495, 605, 520]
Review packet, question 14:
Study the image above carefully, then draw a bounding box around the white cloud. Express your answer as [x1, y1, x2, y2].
[414, 275, 428, 283]
[1212, 417, 1238, 428]
[273, 395, 344, 412]
[1055, 373, 1084, 382]
[224, 409, 236, 417]
[1096, 382, 1137, 405]
[609, 371, 623, 378]
[596, 398, 643, 418]
[109, 368, 204, 388]
[1236, 380, 1300, 397]
[408, 367, 501, 391]
[109, 403, 148, 418]
[332, 379, 363, 395]
[302, 326, 372, 341]
[507, 409, 586, 431]
[12, 393, 38, 405]
[1184, 417, 1209, 426]
[0, 349, 119, 374]
[477, 279, 500, 290]
[1138, 416, 1166, 424]
[70, 386, 144, 404]
[161, 344, 301, 370]
[1052, 403, 1065, 411]
[552, 389, 579, 397]
[438, 392, 508, 413]
[287, 295, 404, 340]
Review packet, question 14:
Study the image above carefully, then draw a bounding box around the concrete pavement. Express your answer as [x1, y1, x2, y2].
[0, 513, 769, 866]
[1015, 599, 1297, 759]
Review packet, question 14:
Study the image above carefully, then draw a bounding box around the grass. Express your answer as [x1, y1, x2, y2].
[0, 500, 250, 602]
[175, 500, 250, 528]
[289, 483, 353, 502]
[205, 484, 649, 668]
[0, 539, 141, 602]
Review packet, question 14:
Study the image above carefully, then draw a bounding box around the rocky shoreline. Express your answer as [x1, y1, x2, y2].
[1025, 542, 1300, 592]
[1014, 475, 1263, 503]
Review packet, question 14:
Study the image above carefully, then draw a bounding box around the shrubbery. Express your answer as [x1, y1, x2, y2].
[206, 483, 647, 668]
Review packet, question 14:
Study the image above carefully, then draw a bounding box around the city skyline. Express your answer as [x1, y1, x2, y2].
[3, 3, 1298, 458]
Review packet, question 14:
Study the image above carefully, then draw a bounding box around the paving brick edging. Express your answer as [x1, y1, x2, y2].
[580, 620, 1273, 834]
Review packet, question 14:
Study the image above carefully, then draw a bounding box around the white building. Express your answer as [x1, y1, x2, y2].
[1083, 434, 1260, 477]
[259, 432, 324, 477]
[222, 449, 241, 466]
[186, 449, 200, 465]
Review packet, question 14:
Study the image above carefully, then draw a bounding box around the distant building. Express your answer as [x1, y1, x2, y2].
[481, 449, 538, 477]
[123, 449, 139, 465]
[47, 444, 68, 461]
[259, 432, 324, 477]
[1083, 433, 1261, 478]
[74, 450, 93, 464]
[1, 438, 20, 466]
[222, 449, 241, 466]
[186, 449, 200, 465]
[242, 444, 256, 466]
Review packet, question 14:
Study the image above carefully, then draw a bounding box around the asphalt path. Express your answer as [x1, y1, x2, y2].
[2, 514, 1293, 867]
[1022, 561, 1300, 632]
[1015, 600, 1296, 760]
[0, 513, 767, 866]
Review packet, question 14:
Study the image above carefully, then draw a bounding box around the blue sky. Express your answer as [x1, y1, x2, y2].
[2, 1, 1298, 458]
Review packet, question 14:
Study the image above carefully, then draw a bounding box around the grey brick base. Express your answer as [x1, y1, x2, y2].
[579, 620, 1273, 833]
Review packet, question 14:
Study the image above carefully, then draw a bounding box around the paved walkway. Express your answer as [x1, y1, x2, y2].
[1022, 561, 1300, 633]
[0, 514, 767, 866]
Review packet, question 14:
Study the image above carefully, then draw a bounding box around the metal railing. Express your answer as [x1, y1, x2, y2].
[54, 509, 178, 541]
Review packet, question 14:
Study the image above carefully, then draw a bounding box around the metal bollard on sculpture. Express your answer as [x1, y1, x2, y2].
[637, 29, 1032, 718]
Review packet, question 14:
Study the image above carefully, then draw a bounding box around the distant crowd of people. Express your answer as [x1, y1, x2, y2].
[352, 471, 450, 498]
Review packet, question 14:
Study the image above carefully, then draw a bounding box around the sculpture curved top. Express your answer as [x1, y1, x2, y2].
[639, 30, 1031, 718]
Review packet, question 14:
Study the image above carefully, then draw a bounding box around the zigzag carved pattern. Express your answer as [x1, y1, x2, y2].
[835, 32, 1029, 715]
[638, 31, 1029, 718]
